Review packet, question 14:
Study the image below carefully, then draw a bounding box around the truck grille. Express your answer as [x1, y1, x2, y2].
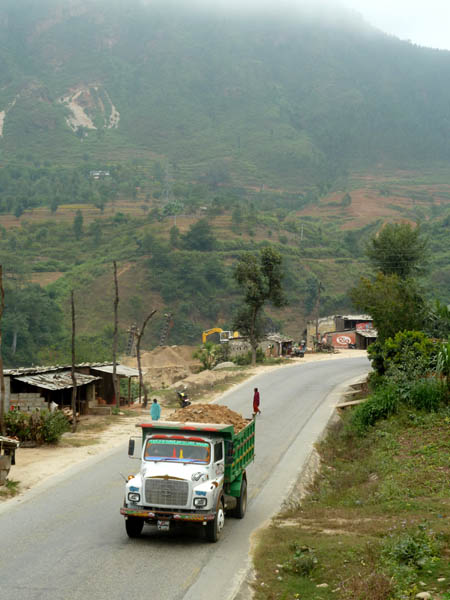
[145, 478, 189, 507]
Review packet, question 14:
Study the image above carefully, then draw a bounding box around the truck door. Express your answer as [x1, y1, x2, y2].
[213, 441, 225, 477]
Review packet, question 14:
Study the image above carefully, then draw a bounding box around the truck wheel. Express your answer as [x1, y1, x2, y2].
[232, 478, 247, 519]
[125, 517, 144, 538]
[206, 500, 225, 543]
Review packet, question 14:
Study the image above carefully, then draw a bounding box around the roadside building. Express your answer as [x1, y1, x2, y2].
[0, 362, 140, 415]
[306, 314, 376, 350]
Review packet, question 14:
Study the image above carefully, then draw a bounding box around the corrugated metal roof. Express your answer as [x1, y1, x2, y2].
[356, 329, 378, 338]
[14, 371, 100, 391]
[336, 315, 373, 321]
[90, 365, 140, 377]
[4, 362, 136, 377]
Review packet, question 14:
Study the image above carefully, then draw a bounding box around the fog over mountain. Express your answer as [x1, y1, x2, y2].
[1, 0, 450, 187]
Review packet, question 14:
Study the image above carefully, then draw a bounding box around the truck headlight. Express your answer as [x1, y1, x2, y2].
[192, 472, 208, 482]
[128, 492, 141, 503]
[194, 497, 207, 508]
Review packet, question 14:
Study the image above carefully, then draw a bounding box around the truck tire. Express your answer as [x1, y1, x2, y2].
[206, 500, 225, 543]
[232, 478, 247, 519]
[125, 516, 144, 538]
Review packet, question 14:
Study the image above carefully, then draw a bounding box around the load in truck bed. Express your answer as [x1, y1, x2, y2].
[169, 403, 248, 433]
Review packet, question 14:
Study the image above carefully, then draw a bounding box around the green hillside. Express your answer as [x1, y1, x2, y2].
[2, 0, 450, 187]
[0, 0, 450, 367]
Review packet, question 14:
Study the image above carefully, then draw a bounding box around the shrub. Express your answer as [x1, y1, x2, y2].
[6, 409, 70, 444]
[406, 378, 446, 412]
[382, 524, 440, 571]
[350, 383, 400, 433]
[284, 543, 318, 576]
[232, 348, 265, 365]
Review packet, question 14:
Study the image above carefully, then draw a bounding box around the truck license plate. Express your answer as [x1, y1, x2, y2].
[157, 520, 170, 531]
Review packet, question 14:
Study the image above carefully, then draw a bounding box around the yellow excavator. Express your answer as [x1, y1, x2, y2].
[202, 328, 240, 344]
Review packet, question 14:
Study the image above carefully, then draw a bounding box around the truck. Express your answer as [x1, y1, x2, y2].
[120, 418, 255, 542]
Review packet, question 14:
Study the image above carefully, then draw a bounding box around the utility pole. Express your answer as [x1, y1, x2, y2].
[314, 280, 323, 344]
[113, 261, 120, 409]
[136, 310, 157, 408]
[0, 266, 5, 435]
[70, 291, 78, 433]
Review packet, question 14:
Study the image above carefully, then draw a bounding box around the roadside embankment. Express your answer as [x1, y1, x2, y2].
[249, 393, 450, 600]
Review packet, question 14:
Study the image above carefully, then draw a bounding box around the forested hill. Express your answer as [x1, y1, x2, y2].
[2, 0, 450, 187]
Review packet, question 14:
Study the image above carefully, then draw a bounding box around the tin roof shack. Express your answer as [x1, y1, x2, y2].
[4, 367, 100, 415]
[355, 327, 378, 349]
[85, 364, 140, 406]
[265, 334, 294, 357]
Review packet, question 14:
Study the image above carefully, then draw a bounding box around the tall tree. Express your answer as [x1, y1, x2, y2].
[233, 247, 286, 365]
[73, 209, 84, 240]
[366, 223, 428, 279]
[350, 273, 426, 343]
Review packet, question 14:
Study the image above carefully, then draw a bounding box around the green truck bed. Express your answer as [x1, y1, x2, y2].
[137, 419, 255, 487]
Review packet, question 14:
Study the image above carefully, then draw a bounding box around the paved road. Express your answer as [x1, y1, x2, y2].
[0, 357, 369, 600]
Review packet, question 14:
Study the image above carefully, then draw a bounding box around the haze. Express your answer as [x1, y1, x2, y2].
[150, 0, 450, 51]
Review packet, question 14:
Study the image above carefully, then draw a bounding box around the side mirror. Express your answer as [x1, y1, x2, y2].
[128, 437, 142, 459]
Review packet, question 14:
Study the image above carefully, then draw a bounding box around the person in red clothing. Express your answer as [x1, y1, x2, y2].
[253, 387, 261, 416]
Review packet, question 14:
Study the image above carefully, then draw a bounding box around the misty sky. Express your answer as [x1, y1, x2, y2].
[340, 0, 450, 50]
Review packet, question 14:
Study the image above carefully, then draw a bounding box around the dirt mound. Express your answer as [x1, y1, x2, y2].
[121, 346, 201, 388]
[170, 404, 248, 433]
[140, 346, 196, 369]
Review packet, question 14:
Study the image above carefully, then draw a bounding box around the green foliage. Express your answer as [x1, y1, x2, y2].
[181, 219, 216, 251]
[73, 209, 83, 240]
[351, 273, 426, 343]
[233, 246, 286, 363]
[193, 342, 220, 370]
[382, 330, 438, 377]
[5, 410, 70, 444]
[350, 382, 400, 433]
[366, 223, 428, 278]
[2, 283, 64, 367]
[381, 524, 440, 593]
[284, 543, 318, 576]
[232, 348, 265, 365]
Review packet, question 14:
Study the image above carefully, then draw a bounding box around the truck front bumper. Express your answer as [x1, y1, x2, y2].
[120, 506, 215, 523]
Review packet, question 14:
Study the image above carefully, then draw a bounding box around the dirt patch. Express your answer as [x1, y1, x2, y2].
[170, 403, 249, 433]
[30, 271, 64, 286]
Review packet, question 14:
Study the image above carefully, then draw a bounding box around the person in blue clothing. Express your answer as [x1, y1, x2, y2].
[150, 398, 161, 421]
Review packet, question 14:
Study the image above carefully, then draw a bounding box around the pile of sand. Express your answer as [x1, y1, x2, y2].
[122, 346, 201, 388]
[139, 346, 199, 369]
[170, 404, 249, 433]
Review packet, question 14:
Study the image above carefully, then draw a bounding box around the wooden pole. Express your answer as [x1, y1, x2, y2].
[70, 291, 77, 433]
[136, 310, 157, 409]
[0, 266, 5, 435]
[113, 261, 120, 409]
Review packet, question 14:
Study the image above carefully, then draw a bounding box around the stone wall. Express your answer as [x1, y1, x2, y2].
[10, 393, 46, 413]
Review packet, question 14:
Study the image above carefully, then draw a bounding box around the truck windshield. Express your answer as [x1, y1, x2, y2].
[144, 439, 210, 463]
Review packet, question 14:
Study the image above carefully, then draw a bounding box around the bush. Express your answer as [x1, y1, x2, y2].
[284, 543, 318, 576]
[406, 378, 446, 412]
[6, 409, 70, 444]
[350, 383, 400, 433]
[232, 348, 265, 365]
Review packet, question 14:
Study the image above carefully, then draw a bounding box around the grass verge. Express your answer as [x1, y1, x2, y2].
[0, 479, 20, 499]
[252, 407, 450, 600]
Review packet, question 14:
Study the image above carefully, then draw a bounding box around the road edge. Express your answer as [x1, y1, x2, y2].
[232, 372, 368, 600]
